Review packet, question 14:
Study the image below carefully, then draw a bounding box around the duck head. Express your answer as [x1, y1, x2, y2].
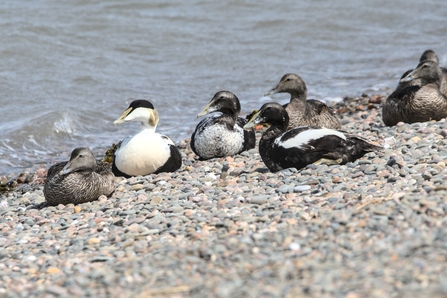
[244, 102, 289, 131]
[197, 91, 241, 118]
[400, 60, 442, 85]
[114, 99, 159, 129]
[419, 49, 439, 64]
[264, 73, 308, 99]
[60, 147, 97, 175]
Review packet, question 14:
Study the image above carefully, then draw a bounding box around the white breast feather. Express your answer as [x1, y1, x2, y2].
[194, 121, 244, 159]
[115, 129, 172, 176]
[277, 128, 346, 149]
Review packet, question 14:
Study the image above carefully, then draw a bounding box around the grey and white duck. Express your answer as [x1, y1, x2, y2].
[191, 91, 256, 160]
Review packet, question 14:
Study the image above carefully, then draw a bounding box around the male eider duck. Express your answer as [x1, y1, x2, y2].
[244, 102, 380, 173]
[264, 73, 341, 130]
[43, 147, 115, 206]
[190, 91, 256, 160]
[383, 60, 447, 126]
[112, 99, 182, 177]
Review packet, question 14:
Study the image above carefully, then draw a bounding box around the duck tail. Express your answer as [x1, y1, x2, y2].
[346, 136, 382, 163]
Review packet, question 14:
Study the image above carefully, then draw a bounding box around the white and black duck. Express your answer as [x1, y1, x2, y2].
[43, 147, 115, 206]
[383, 60, 447, 126]
[191, 91, 256, 160]
[112, 99, 182, 177]
[264, 73, 341, 129]
[244, 102, 380, 173]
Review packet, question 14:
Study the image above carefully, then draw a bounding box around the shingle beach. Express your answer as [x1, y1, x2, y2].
[1, 95, 447, 297]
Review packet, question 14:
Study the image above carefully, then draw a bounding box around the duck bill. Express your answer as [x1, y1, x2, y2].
[113, 108, 132, 124]
[400, 70, 415, 83]
[264, 85, 279, 96]
[197, 102, 212, 118]
[59, 162, 73, 175]
[243, 110, 262, 129]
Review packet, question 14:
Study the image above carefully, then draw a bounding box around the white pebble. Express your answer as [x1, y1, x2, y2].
[294, 185, 311, 192]
[289, 242, 301, 251]
[24, 255, 37, 262]
[207, 173, 217, 180]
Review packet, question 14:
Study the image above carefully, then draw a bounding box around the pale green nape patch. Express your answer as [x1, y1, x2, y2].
[148, 109, 159, 127]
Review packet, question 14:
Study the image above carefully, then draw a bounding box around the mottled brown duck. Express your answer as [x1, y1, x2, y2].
[264, 73, 341, 130]
[43, 147, 115, 206]
[383, 60, 447, 126]
[397, 49, 447, 93]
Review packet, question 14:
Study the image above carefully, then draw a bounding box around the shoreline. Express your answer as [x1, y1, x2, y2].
[0, 93, 384, 184]
[2, 94, 447, 297]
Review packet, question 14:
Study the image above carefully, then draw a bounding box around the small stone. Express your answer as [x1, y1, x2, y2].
[46, 267, 61, 274]
[46, 285, 68, 296]
[131, 184, 143, 191]
[250, 196, 269, 205]
[74, 206, 81, 213]
[410, 136, 421, 143]
[150, 196, 163, 205]
[87, 238, 101, 245]
[293, 185, 311, 192]
[276, 185, 292, 193]
[289, 242, 301, 251]
[300, 213, 311, 221]
[122, 238, 135, 248]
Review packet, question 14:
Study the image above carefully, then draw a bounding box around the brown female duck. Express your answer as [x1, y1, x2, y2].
[264, 73, 341, 130]
[43, 147, 115, 205]
[397, 49, 447, 92]
[383, 60, 447, 126]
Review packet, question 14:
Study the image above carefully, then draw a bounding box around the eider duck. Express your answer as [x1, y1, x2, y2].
[43, 147, 115, 205]
[190, 91, 256, 160]
[383, 60, 447, 126]
[244, 102, 380, 173]
[112, 99, 182, 177]
[397, 49, 446, 91]
[264, 73, 341, 129]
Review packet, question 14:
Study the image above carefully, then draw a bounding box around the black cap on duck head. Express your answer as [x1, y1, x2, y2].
[126, 99, 155, 110]
[197, 91, 241, 117]
[114, 99, 159, 127]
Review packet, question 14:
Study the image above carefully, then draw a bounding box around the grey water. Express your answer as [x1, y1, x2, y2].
[1, 0, 447, 176]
